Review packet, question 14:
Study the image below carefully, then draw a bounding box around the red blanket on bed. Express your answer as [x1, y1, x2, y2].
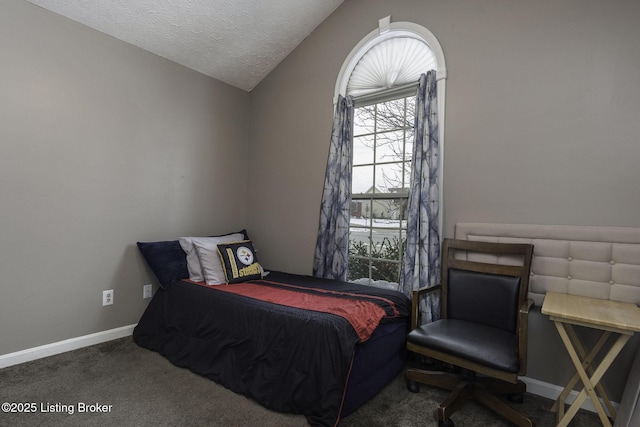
[189, 279, 394, 341]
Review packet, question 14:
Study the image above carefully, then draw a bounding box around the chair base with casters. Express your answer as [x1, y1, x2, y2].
[406, 366, 532, 427]
[405, 239, 535, 427]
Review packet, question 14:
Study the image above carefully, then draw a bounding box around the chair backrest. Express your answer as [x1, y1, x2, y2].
[441, 239, 534, 334]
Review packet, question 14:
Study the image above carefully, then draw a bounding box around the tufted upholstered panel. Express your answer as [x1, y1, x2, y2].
[454, 223, 640, 306]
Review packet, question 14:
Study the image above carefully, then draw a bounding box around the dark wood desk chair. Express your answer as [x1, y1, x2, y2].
[406, 238, 535, 427]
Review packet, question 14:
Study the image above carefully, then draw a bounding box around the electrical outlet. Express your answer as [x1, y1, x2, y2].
[102, 289, 114, 306]
[143, 284, 153, 299]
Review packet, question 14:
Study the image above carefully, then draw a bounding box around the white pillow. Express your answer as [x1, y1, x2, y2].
[191, 234, 245, 285]
[179, 234, 243, 282]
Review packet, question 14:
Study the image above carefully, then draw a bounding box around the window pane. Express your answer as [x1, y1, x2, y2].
[376, 99, 407, 132]
[350, 199, 372, 224]
[347, 256, 370, 282]
[371, 258, 400, 283]
[369, 198, 406, 223]
[375, 130, 405, 163]
[372, 199, 394, 221]
[403, 161, 411, 190]
[352, 165, 373, 194]
[397, 199, 408, 223]
[399, 228, 407, 243]
[354, 105, 375, 135]
[353, 135, 374, 166]
[404, 132, 414, 162]
[349, 231, 371, 257]
[406, 95, 416, 120]
[375, 162, 405, 193]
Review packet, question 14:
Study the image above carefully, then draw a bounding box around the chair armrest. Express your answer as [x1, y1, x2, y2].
[519, 298, 534, 315]
[517, 298, 535, 375]
[411, 284, 442, 330]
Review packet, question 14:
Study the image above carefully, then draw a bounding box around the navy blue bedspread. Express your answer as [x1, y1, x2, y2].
[133, 271, 410, 426]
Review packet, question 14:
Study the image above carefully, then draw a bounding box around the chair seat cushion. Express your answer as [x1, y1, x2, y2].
[407, 319, 520, 373]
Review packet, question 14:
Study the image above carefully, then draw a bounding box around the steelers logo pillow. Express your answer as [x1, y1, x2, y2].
[216, 240, 262, 284]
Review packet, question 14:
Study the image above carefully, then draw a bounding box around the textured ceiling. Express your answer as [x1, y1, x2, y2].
[26, 0, 344, 92]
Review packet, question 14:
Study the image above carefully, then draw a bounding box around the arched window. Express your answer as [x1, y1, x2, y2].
[334, 17, 447, 101]
[335, 17, 447, 286]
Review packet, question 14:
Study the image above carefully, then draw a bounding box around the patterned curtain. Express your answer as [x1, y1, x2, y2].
[313, 95, 355, 281]
[400, 71, 441, 323]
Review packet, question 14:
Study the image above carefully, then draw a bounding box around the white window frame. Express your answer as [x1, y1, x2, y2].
[334, 16, 447, 281]
[335, 16, 446, 236]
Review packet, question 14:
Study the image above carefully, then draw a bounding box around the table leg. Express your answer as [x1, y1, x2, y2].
[553, 321, 630, 427]
[551, 328, 611, 415]
[564, 324, 617, 419]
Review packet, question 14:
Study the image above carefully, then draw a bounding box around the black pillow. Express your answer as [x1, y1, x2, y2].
[137, 240, 189, 288]
[216, 240, 262, 284]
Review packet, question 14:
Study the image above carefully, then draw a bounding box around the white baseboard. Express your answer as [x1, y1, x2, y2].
[522, 376, 619, 415]
[0, 324, 137, 369]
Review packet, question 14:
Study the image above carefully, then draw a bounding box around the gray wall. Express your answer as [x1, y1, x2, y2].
[3, 0, 640, 406]
[248, 0, 640, 400]
[0, 1, 250, 355]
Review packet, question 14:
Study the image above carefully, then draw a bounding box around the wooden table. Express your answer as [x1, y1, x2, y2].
[541, 292, 640, 427]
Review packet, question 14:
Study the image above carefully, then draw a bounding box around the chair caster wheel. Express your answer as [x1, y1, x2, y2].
[406, 380, 420, 393]
[508, 393, 524, 403]
[439, 418, 454, 427]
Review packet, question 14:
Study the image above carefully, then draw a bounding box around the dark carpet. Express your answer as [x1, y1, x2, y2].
[0, 337, 602, 426]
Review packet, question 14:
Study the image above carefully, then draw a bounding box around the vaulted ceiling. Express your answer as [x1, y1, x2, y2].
[26, 0, 344, 91]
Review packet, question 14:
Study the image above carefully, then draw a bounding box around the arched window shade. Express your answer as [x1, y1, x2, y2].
[334, 16, 446, 104]
[347, 37, 437, 97]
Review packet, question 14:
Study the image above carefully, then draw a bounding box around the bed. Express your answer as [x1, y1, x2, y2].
[133, 230, 410, 427]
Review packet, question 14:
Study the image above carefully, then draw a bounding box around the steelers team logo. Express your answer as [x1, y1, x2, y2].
[236, 246, 254, 265]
